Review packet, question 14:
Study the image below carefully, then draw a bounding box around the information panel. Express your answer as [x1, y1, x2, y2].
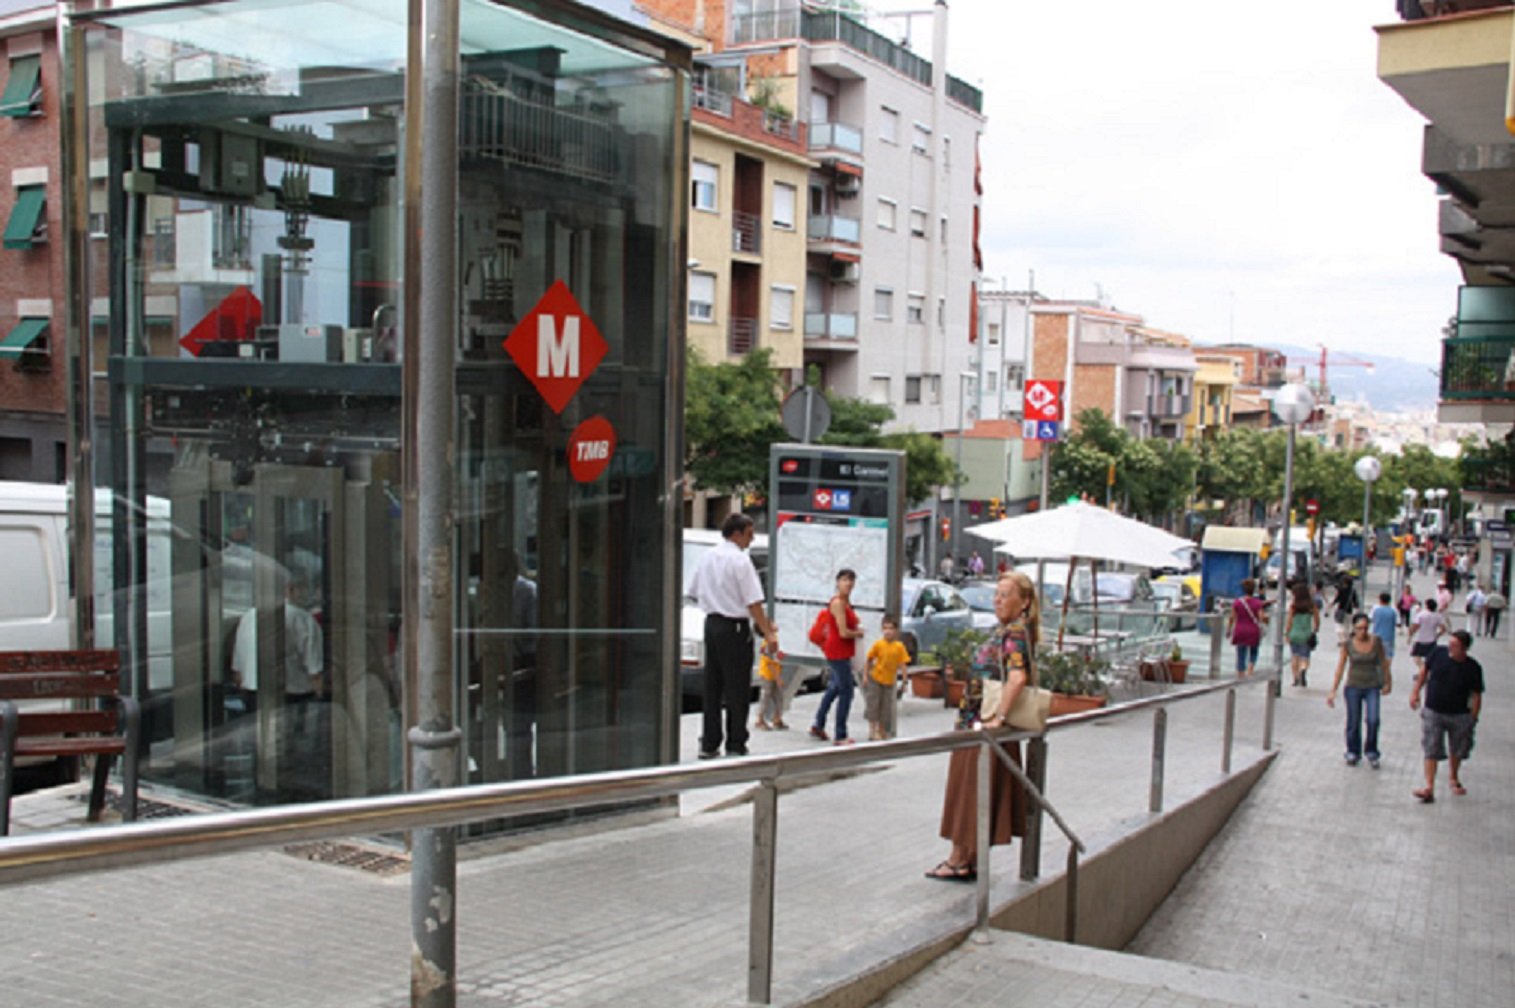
[768, 445, 905, 663]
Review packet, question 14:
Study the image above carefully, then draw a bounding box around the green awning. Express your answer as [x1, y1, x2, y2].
[0, 56, 40, 118]
[0, 318, 47, 358]
[3, 186, 45, 249]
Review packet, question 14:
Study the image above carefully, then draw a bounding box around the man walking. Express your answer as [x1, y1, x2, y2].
[688, 514, 779, 759]
[1409, 630, 1484, 803]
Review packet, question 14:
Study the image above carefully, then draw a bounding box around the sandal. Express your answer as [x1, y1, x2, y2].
[1451, 781, 1467, 796]
[924, 860, 976, 882]
[772, 720, 789, 730]
[753, 718, 771, 731]
[1413, 788, 1435, 803]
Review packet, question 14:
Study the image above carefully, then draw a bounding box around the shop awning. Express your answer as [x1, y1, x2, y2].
[0, 317, 48, 358]
[3, 186, 45, 249]
[0, 56, 40, 118]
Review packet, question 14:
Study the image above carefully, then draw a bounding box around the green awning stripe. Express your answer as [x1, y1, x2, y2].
[0, 55, 40, 118]
[3, 186, 45, 249]
[0, 318, 48, 358]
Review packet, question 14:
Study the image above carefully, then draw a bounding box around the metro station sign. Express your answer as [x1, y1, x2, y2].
[1023, 379, 1062, 423]
[504, 280, 608, 414]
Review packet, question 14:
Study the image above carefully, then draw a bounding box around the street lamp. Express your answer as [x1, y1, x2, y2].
[951, 370, 977, 574]
[1269, 383, 1314, 714]
[1354, 456, 1382, 591]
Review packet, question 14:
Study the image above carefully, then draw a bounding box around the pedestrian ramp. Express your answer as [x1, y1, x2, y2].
[868, 930, 1382, 1008]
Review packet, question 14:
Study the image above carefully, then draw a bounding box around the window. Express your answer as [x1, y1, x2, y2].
[908, 208, 926, 237]
[0, 56, 41, 119]
[907, 293, 925, 325]
[688, 271, 716, 321]
[927, 374, 942, 404]
[937, 296, 945, 329]
[1006, 363, 1025, 389]
[939, 216, 949, 243]
[88, 212, 108, 238]
[876, 198, 896, 231]
[2, 185, 46, 249]
[912, 123, 930, 153]
[904, 376, 922, 404]
[879, 106, 899, 144]
[772, 182, 796, 229]
[691, 161, 718, 212]
[0, 317, 48, 364]
[985, 371, 998, 393]
[873, 287, 894, 320]
[769, 286, 794, 329]
[987, 322, 1000, 346]
[869, 375, 891, 405]
[942, 136, 952, 166]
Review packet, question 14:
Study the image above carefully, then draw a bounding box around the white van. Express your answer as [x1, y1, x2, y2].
[680, 527, 768, 706]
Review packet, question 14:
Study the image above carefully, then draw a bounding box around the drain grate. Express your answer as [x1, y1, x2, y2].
[70, 791, 198, 820]
[283, 840, 411, 877]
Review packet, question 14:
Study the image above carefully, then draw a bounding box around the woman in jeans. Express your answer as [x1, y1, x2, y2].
[1326, 613, 1392, 768]
[809, 569, 862, 745]
[1226, 578, 1267, 676]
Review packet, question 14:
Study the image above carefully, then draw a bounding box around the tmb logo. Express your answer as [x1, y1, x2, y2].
[504, 280, 609, 414]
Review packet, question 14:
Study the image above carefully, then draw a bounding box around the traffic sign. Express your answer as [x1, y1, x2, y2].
[1305, 499, 1319, 516]
[1023, 379, 1062, 422]
[503, 280, 608, 414]
[1037, 420, 1059, 441]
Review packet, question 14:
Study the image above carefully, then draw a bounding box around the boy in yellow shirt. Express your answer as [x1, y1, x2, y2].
[864, 615, 911, 741]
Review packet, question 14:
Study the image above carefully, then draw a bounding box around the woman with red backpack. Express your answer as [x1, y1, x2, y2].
[809, 569, 863, 745]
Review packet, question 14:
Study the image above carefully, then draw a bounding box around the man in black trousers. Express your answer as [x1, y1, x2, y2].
[688, 514, 779, 759]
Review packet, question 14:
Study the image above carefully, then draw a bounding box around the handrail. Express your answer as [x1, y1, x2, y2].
[0, 673, 1268, 886]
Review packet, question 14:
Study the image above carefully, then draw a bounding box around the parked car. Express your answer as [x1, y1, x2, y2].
[1150, 579, 1199, 632]
[1264, 546, 1311, 588]
[899, 578, 989, 662]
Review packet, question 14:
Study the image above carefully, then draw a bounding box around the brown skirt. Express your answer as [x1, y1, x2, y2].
[939, 740, 1026, 850]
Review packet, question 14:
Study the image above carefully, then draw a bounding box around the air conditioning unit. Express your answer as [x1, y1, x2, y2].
[833, 172, 861, 196]
[829, 259, 860, 284]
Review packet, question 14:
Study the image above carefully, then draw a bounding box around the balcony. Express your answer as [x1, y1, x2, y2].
[804, 312, 858, 342]
[1441, 334, 1515, 400]
[809, 120, 863, 155]
[1145, 393, 1191, 419]
[807, 214, 860, 245]
[732, 210, 762, 255]
[730, 9, 801, 45]
[1460, 453, 1515, 495]
[728, 317, 757, 357]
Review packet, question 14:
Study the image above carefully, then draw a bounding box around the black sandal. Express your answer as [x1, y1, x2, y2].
[924, 860, 977, 882]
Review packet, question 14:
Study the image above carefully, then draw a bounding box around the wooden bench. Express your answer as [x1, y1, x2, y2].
[0, 650, 140, 835]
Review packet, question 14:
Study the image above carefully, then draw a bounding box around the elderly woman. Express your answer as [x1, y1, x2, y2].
[926, 570, 1040, 882]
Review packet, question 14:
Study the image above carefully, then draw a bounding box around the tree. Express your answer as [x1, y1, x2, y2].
[684, 347, 785, 496]
[1049, 408, 1125, 504]
[818, 390, 959, 505]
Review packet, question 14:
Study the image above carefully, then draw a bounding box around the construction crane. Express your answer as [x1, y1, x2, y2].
[1284, 344, 1374, 402]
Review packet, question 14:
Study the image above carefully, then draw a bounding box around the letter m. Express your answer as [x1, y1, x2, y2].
[537, 314, 580, 378]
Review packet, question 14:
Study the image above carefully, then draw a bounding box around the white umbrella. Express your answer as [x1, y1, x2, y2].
[972, 501, 1192, 569]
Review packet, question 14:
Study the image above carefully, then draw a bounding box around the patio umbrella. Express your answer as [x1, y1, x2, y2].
[970, 502, 1194, 648]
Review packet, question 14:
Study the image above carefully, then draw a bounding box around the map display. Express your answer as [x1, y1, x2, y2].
[774, 519, 889, 609]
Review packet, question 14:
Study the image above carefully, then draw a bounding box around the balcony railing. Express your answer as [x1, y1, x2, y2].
[1460, 454, 1515, 494]
[692, 83, 733, 116]
[1146, 393, 1190, 418]
[730, 8, 802, 44]
[1440, 334, 1515, 401]
[732, 210, 762, 254]
[807, 214, 860, 244]
[802, 10, 930, 88]
[461, 73, 617, 183]
[728, 316, 757, 356]
[803, 312, 858, 340]
[808, 120, 863, 154]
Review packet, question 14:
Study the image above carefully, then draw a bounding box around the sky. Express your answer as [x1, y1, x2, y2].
[874, 0, 1461, 367]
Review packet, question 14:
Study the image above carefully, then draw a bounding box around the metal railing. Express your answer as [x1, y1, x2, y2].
[0, 669, 1276, 1005]
[1440, 333, 1515, 401]
[803, 311, 858, 340]
[809, 119, 863, 154]
[807, 213, 861, 244]
[732, 209, 762, 254]
[728, 316, 757, 355]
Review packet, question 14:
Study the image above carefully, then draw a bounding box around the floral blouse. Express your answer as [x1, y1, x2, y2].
[956, 618, 1032, 729]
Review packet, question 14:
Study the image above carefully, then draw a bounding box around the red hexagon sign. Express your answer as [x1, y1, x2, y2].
[503, 280, 608, 414]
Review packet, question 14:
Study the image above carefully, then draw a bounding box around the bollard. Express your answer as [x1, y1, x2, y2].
[747, 781, 778, 1004]
[1149, 707, 1167, 813]
[1222, 689, 1236, 774]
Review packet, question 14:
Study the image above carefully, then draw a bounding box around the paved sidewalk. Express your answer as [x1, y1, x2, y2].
[0, 669, 1261, 1006]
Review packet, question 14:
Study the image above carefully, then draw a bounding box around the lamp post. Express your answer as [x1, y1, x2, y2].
[951, 370, 977, 574]
[1270, 383, 1314, 715]
[1354, 456, 1382, 595]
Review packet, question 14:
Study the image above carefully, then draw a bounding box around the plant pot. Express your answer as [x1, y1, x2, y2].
[945, 677, 967, 708]
[909, 669, 944, 699]
[1049, 692, 1108, 718]
[1167, 660, 1189, 684]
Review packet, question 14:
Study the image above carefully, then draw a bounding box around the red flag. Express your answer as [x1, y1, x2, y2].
[969, 282, 978, 343]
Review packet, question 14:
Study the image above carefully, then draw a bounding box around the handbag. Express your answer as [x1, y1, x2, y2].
[1307, 632, 1319, 649]
[807, 608, 832, 648]
[980, 645, 1050, 733]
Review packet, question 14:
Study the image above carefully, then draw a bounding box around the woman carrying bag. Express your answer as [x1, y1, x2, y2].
[1227, 578, 1268, 677]
[926, 570, 1040, 882]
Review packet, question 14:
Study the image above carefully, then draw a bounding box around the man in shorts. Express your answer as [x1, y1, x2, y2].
[1409, 630, 1484, 803]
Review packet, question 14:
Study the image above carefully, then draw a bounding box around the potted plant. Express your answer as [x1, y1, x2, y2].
[1035, 646, 1110, 716]
[935, 627, 989, 708]
[1166, 641, 1190, 684]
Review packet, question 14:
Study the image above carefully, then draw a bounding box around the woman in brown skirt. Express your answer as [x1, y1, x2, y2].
[925, 569, 1039, 881]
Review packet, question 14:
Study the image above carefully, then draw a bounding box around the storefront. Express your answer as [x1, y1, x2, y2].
[65, 0, 688, 814]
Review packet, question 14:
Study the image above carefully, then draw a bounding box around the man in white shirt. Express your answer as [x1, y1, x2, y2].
[231, 575, 325, 759]
[687, 514, 778, 759]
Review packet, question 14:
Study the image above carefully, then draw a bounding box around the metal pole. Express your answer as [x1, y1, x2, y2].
[747, 782, 778, 1004]
[409, 0, 463, 1003]
[974, 742, 991, 930]
[1222, 689, 1236, 774]
[1148, 708, 1167, 813]
[953, 378, 965, 572]
[1362, 481, 1373, 597]
[1019, 737, 1046, 881]
[1064, 847, 1079, 943]
[1263, 672, 1277, 750]
[1270, 422, 1298, 694]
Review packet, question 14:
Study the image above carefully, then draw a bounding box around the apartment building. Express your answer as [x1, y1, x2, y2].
[1185, 352, 1240, 443]
[648, 0, 987, 434]
[1029, 303, 1197, 443]
[0, 4, 65, 481]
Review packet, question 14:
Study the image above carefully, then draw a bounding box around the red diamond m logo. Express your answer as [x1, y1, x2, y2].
[503, 280, 608, 414]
